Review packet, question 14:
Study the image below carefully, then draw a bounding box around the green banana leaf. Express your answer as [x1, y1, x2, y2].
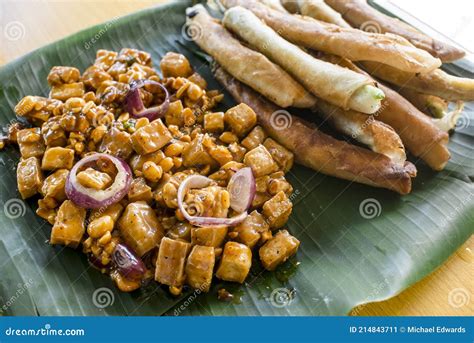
[0, 0, 472, 316]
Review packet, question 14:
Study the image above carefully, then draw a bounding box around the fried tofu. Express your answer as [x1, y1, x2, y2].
[259, 230, 299, 271]
[185, 245, 215, 292]
[155, 237, 191, 287]
[243, 144, 278, 177]
[131, 119, 172, 155]
[50, 200, 86, 248]
[118, 201, 164, 256]
[41, 147, 75, 170]
[17, 157, 44, 199]
[216, 242, 252, 283]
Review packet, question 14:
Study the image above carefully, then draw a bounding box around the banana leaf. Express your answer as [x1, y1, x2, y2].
[0, 0, 472, 316]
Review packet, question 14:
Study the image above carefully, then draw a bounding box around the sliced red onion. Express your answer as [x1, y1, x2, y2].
[65, 153, 132, 209]
[177, 175, 248, 227]
[88, 255, 110, 272]
[112, 243, 146, 280]
[227, 167, 255, 213]
[124, 79, 169, 121]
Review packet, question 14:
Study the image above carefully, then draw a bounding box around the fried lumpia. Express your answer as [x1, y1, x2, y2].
[284, 0, 351, 28]
[396, 89, 448, 118]
[214, 65, 416, 195]
[316, 53, 451, 171]
[325, 0, 465, 62]
[361, 61, 474, 101]
[315, 101, 406, 165]
[185, 5, 315, 108]
[222, 6, 384, 114]
[221, 0, 441, 73]
[395, 88, 465, 132]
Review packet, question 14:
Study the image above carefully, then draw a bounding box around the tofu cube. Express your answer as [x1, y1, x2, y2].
[41, 169, 69, 201]
[204, 112, 224, 132]
[263, 138, 294, 172]
[50, 200, 86, 248]
[50, 82, 85, 101]
[224, 103, 257, 137]
[41, 147, 75, 170]
[262, 191, 293, 229]
[118, 201, 164, 256]
[17, 157, 44, 199]
[160, 52, 193, 78]
[191, 226, 228, 247]
[131, 119, 172, 155]
[17, 128, 45, 158]
[243, 145, 278, 177]
[127, 177, 153, 203]
[228, 142, 247, 163]
[259, 230, 300, 271]
[233, 210, 270, 249]
[185, 245, 215, 292]
[182, 134, 216, 167]
[76, 167, 112, 190]
[155, 237, 191, 287]
[90, 203, 124, 223]
[216, 242, 252, 283]
[241, 126, 267, 151]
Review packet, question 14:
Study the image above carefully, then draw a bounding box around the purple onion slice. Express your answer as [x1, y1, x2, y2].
[177, 175, 248, 227]
[65, 153, 132, 209]
[112, 243, 146, 280]
[124, 79, 169, 121]
[227, 167, 255, 213]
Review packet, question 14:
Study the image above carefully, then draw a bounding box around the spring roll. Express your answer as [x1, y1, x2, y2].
[316, 52, 451, 171]
[315, 101, 406, 165]
[396, 89, 448, 118]
[392, 88, 465, 132]
[431, 102, 465, 132]
[213, 65, 415, 194]
[221, 0, 441, 73]
[222, 6, 384, 114]
[325, 0, 465, 62]
[283, 0, 351, 28]
[361, 61, 474, 101]
[260, 0, 289, 13]
[185, 5, 315, 108]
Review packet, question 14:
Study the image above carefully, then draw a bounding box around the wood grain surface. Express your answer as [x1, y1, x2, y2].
[0, 0, 472, 316]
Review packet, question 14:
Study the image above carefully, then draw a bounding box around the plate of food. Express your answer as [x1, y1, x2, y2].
[0, 0, 472, 316]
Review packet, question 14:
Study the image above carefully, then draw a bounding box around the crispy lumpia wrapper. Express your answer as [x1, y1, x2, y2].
[316, 53, 450, 171]
[325, 0, 465, 62]
[361, 61, 474, 101]
[396, 88, 448, 118]
[299, 0, 351, 28]
[213, 65, 415, 194]
[221, 0, 441, 73]
[222, 6, 373, 110]
[186, 5, 315, 108]
[315, 100, 407, 165]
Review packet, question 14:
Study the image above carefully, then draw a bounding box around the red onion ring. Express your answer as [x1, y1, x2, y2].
[112, 243, 146, 280]
[65, 153, 132, 209]
[177, 175, 248, 227]
[227, 167, 255, 213]
[124, 79, 170, 121]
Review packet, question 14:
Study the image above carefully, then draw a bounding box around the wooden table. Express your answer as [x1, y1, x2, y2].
[1, 0, 472, 316]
